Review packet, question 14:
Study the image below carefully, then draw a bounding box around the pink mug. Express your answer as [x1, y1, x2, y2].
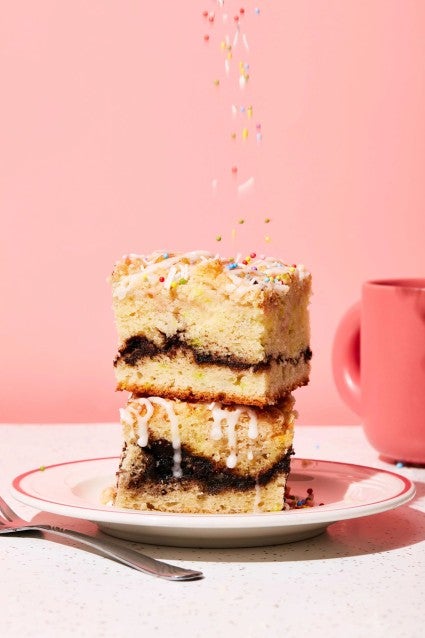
[333, 279, 425, 465]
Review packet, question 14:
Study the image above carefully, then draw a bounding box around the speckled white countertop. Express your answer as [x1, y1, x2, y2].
[1, 423, 424, 638]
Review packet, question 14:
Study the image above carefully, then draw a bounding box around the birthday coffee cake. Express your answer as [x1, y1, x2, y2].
[109, 392, 296, 514]
[106, 250, 311, 514]
[112, 251, 311, 407]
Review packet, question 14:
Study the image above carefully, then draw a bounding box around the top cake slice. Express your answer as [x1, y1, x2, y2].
[111, 250, 312, 406]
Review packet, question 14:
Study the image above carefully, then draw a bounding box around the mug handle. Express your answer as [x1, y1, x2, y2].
[332, 302, 363, 416]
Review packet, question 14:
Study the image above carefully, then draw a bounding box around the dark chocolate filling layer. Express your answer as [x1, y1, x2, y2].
[115, 334, 312, 371]
[126, 439, 294, 494]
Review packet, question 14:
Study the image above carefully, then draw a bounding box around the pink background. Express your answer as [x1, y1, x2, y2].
[1, 1, 425, 424]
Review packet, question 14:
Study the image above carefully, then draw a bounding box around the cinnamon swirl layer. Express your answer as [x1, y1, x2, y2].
[114, 344, 310, 407]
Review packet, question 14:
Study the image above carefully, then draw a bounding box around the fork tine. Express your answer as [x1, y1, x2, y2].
[0, 495, 19, 521]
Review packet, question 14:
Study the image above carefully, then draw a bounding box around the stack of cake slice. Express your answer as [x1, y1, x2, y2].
[108, 250, 311, 514]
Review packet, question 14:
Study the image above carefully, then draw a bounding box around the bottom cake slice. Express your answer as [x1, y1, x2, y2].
[106, 394, 296, 514]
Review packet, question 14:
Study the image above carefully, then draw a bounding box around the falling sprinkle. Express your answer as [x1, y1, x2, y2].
[238, 176, 254, 194]
[264, 217, 271, 223]
[201, 1, 266, 248]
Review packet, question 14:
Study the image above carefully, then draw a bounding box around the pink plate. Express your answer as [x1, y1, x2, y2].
[10, 457, 415, 548]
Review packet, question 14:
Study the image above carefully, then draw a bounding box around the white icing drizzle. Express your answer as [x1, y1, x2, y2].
[139, 255, 180, 275]
[131, 398, 154, 447]
[209, 403, 239, 468]
[246, 409, 258, 439]
[296, 264, 310, 280]
[119, 407, 134, 427]
[119, 405, 144, 444]
[180, 263, 190, 280]
[209, 403, 258, 468]
[149, 397, 182, 478]
[164, 265, 177, 290]
[114, 281, 132, 300]
[209, 402, 224, 440]
[122, 396, 182, 478]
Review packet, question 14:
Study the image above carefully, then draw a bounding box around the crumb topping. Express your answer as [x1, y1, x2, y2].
[111, 250, 310, 300]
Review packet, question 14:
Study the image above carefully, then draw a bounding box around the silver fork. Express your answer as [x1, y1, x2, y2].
[0, 496, 202, 581]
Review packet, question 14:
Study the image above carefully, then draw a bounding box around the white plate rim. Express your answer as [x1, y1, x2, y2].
[10, 456, 416, 530]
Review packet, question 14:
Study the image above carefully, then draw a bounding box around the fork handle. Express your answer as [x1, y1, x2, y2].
[24, 525, 202, 581]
